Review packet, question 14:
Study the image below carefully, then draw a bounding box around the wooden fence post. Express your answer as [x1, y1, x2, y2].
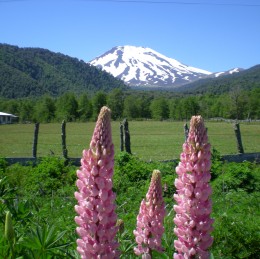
[233, 123, 244, 154]
[123, 119, 131, 154]
[184, 123, 189, 141]
[120, 122, 124, 151]
[61, 120, 68, 160]
[32, 122, 39, 158]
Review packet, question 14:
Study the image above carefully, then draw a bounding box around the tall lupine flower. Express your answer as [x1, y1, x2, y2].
[134, 170, 166, 259]
[173, 116, 214, 259]
[75, 106, 119, 259]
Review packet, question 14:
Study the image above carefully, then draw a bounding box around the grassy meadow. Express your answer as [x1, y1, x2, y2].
[0, 120, 259, 160]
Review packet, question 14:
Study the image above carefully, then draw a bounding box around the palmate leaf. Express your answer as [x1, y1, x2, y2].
[117, 229, 135, 255]
[21, 223, 71, 257]
[4, 199, 34, 226]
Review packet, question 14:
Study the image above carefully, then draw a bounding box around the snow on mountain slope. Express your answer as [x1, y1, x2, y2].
[89, 46, 212, 88]
[213, 67, 244, 77]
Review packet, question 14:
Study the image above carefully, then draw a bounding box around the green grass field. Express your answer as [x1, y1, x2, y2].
[0, 120, 259, 160]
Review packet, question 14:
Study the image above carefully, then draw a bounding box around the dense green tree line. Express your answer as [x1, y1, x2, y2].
[1, 88, 259, 122]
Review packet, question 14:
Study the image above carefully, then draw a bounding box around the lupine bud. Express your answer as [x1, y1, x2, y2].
[5, 211, 15, 242]
[173, 116, 214, 259]
[134, 170, 166, 258]
[75, 106, 119, 259]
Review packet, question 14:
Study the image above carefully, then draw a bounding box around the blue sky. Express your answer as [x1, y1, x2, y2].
[0, 0, 259, 72]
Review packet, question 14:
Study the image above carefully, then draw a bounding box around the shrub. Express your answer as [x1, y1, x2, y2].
[23, 157, 75, 195]
[114, 152, 176, 195]
[211, 161, 260, 194]
[0, 158, 8, 174]
[211, 191, 260, 258]
[210, 148, 224, 181]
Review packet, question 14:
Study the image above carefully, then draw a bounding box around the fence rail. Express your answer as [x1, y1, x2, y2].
[4, 152, 260, 167]
[209, 118, 260, 123]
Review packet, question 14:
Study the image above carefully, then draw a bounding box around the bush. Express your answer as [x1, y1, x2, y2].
[2, 157, 76, 197]
[210, 148, 224, 181]
[0, 158, 8, 174]
[114, 152, 176, 196]
[26, 157, 77, 195]
[1, 163, 29, 197]
[211, 161, 260, 194]
[211, 191, 260, 258]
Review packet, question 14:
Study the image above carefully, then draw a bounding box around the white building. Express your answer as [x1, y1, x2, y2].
[0, 112, 18, 124]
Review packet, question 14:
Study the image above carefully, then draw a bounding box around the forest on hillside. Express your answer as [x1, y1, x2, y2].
[177, 65, 260, 94]
[1, 87, 260, 122]
[0, 43, 126, 98]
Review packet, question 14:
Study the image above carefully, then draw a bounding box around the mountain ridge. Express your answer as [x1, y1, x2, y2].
[89, 45, 244, 89]
[89, 45, 212, 88]
[0, 43, 259, 98]
[0, 43, 127, 98]
[175, 64, 260, 94]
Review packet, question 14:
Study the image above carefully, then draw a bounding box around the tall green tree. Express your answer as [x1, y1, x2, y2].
[123, 95, 140, 119]
[198, 94, 214, 119]
[92, 91, 107, 119]
[150, 97, 169, 120]
[19, 99, 35, 122]
[248, 88, 260, 119]
[210, 96, 227, 118]
[56, 92, 78, 122]
[34, 95, 56, 122]
[78, 93, 93, 121]
[228, 87, 247, 119]
[181, 96, 200, 120]
[138, 95, 151, 119]
[107, 88, 124, 120]
[169, 98, 184, 120]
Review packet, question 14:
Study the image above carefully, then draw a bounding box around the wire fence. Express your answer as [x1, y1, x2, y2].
[0, 120, 260, 162]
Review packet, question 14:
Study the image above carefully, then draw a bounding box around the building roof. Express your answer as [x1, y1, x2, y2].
[0, 112, 18, 117]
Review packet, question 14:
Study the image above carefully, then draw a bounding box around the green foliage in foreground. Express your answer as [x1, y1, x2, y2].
[0, 154, 259, 258]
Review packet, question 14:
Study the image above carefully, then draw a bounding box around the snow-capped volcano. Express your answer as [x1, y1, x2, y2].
[89, 46, 212, 88]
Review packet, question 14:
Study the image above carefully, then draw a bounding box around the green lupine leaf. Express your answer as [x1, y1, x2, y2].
[46, 231, 68, 249]
[21, 223, 70, 256]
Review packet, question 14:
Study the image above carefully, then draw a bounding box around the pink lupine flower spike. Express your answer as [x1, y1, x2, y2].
[134, 170, 166, 259]
[75, 106, 119, 259]
[173, 116, 214, 259]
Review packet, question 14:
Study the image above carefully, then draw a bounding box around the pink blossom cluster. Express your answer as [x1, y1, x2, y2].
[75, 106, 119, 259]
[173, 116, 214, 259]
[134, 170, 166, 258]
